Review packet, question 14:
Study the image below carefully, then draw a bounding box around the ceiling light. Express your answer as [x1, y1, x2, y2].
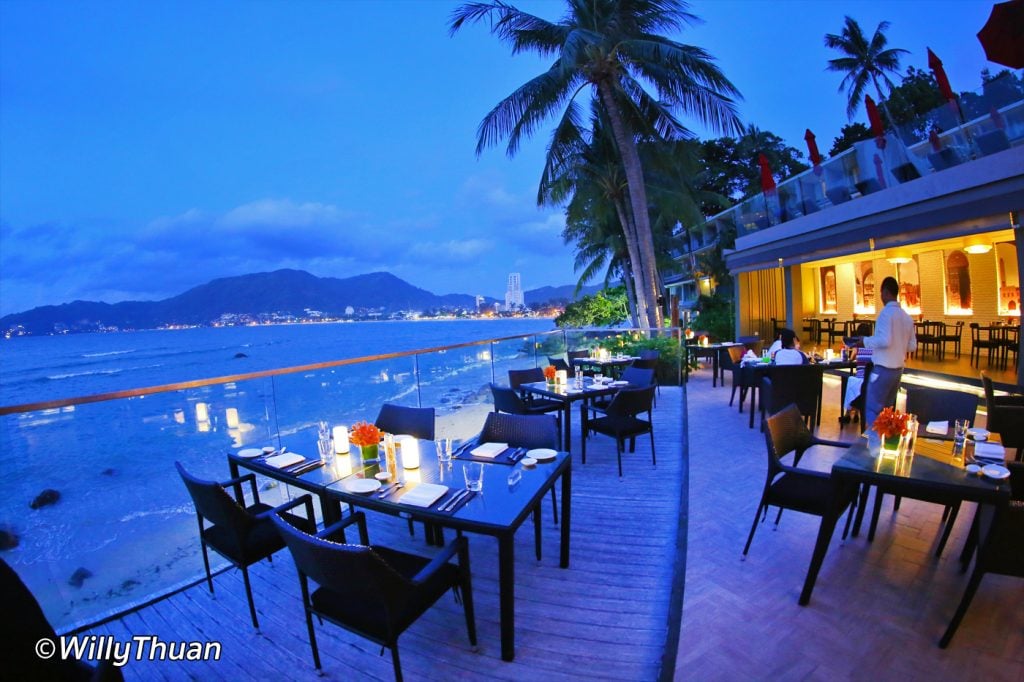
[886, 249, 912, 265]
[964, 236, 992, 254]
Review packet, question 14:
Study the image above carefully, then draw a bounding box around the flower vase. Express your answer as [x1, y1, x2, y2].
[359, 443, 379, 463]
[880, 434, 903, 459]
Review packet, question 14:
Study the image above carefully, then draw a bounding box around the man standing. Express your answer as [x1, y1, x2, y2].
[859, 276, 917, 429]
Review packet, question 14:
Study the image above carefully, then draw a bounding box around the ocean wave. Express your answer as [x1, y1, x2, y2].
[120, 504, 193, 523]
[47, 368, 123, 380]
[81, 349, 135, 358]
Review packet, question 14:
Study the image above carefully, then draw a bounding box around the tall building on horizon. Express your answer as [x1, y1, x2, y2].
[504, 272, 524, 311]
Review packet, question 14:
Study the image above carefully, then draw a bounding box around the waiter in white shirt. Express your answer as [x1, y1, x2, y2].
[856, 276, 917, 429]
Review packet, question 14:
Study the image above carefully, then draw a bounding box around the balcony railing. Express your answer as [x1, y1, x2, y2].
[0, 327, 682, 632]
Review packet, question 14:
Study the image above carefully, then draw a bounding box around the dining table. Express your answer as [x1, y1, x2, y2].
[571, 354, 638, 379]
[685, 342, 743, 387]
[520, 377, 634, 451]
[229, 439, 572, 662]
[796, 434, 1013, 606]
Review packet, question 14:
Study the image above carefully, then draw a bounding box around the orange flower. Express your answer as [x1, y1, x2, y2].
[349, 421, 382, 447]
[873, 406, 909, 439]
[543, 365, 557, 380]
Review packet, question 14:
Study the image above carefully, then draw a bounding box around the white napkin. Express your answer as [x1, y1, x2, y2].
[743, 350, 757, 360]
[399, 483, 448, 507]
[925, 421, 948, 435]
[470, 442, 507, 459]
[974, 442, 1006, 461]
[264, 453, 304, 469]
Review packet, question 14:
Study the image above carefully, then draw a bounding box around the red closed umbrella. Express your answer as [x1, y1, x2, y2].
[927, 48, 956, 102]
[758, 153, 776, 193]
[990, 106, 1006, 130]
[929, 128, 942, 152]
[865, 95, 886, 149]
[977, 0, 1024, 69]
[804, 129, 822, 168]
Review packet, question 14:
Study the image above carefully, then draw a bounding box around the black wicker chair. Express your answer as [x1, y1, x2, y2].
[724, 345, 757, 413]
[940, 462, 1023, 648]
[567, 349, 594, 377]
[743, 405, 857, 559]
[271, 511, 475, 680]
[508, 368, 566, 414]
[1, 557, 125, 681]
[589, 366, 655, 416]
[175, 462, 316, 629]
[374, 403, 435, 441]
[981, 372, 1024, 461]
[547, 355, 573, 378]
[759, 364, 824, 432]
[582, 386, 656, 477]
[490, 383, 563, 442]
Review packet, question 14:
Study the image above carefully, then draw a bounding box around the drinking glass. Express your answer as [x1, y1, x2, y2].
[317, 437, 334, 465]
[435, 438, 452, 463]
[463, 462, 484, 492]
[593, 373, 604, 385]
[953, 419, 969, 450]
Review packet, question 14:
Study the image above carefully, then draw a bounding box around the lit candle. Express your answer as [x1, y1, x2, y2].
[195, 402, 209, 423]
[555, 369, 568, 385]
[333, 425, 350, 454]
[401, 436, 420, 469]
[225, 408, 240, 428]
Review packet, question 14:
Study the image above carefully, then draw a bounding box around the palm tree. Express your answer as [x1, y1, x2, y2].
[450, 0, 741, 329]
[825, 16, 908, 122]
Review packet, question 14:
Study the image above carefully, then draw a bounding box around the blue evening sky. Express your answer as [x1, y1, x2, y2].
[0, 0, 999, 316]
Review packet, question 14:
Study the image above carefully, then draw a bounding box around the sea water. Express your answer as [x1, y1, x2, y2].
[0, 318, 557, 629]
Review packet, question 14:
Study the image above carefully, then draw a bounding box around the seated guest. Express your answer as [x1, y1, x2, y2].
[773, 328, 808, 365]
[766, 332, 783, 358]
[843, 323, 874, 420]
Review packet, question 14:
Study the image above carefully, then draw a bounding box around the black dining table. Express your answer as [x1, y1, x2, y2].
[796, 435, 1012, 606]
[520, 377, 634, 452]
[229, 441, 572, 662]
[686, 342, 743, 387]
[571, 355, 638, 379]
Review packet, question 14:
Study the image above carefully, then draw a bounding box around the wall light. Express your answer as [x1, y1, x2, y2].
[963, 236, 992, 254]
[886, 249, 912, 265]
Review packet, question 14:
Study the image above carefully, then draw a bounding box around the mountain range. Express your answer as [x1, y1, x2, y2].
[1, 269, 600, 335]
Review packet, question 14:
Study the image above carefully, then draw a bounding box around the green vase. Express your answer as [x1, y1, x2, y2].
[359, 443, 379, 463]
[880, 434, 903, 458]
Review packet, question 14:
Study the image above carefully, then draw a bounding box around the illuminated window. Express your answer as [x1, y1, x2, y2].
[820, 266, 837, 313]
[898, 257, 922, 315]
[854, 261, 875, 314]
[944, 250, 972, 314]
[996, 242, 1020, 316]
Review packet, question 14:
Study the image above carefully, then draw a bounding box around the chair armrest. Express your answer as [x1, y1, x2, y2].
[219, 473, 258, 506]
[809, 438, 852, 449]
[411, 535, 466, 586]
[316, 511, 368, 545]
[777, 464, 831, 481]
[256, 493, 315, 525]
[992, 395, 1024, 408]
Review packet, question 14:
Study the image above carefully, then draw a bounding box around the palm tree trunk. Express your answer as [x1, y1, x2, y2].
[622, 263, 641, 328]
[613, 199, 644, 327]
[597, 81, 663, 330]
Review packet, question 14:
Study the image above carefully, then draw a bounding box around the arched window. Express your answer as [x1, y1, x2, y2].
[945, 250, 972, 313]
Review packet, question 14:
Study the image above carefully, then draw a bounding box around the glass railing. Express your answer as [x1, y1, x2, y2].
[0, 327, 683, 632]
[693, 71, 1023, 245]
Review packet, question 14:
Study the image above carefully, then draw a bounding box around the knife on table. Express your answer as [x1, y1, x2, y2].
[287, 460, 323, 476]
[441, 489, 469, 512]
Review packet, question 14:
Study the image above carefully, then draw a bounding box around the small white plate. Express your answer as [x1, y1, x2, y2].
[520, 457, 537, 467]
[262, 446, 276, 455]
[238, 448, 263, 459]
[527, 448, 557, 462]
[343, 478, 382, 494]
[982, 464, 1010, 481]
[967, 428, 990, 440]
[374, 472, 392, 481]
[611, 380, 629, 386]
[965, 463, 981, 475]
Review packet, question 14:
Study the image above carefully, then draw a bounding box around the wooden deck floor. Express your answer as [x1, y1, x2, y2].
[77, 389, 686, 681]
[676, 369, 1024, 681]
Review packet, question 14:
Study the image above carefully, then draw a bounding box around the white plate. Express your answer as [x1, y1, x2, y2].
[342, 478, 381, 494]
[967, 427, 990, 439]
[527, 448, 557, 462]
[520, 457, 537, 467]
[238, 448, 263, 459]
[982, 464, 1010, 480]
[965, 463, 981, 475]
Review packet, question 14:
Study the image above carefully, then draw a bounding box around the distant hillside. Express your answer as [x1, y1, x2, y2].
[0, 269, 599, 336]
[524, 283, 601, 305]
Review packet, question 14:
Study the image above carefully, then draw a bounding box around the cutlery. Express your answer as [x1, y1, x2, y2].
[377, 482, 404, 498]
[441, 489, 469, 512]
[510, 448, 526, 462]
[288, 460, 323, 476]
[447, 491, 474, 513]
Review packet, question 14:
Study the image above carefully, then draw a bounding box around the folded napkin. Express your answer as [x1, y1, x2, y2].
[743, 350, 757, 360]
[470, 442, 507, 459]
[974, 441, 1006, 461]
[398, 483, 448, 507]
[264, 453, 304, 469]
[925, 421, 948, 435]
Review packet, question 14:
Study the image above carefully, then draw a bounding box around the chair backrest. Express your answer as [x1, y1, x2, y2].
[905, 386, 978, 424]
[176, 462, 253, 536]
[606, 386, 655, 418]
[567, 350, 590, 361]
[548, 355, 572, 376]
[490, 383, 528, 415]
[629, 358, 657, 371]
[981, 371, 996, 408]
[375, 403, 435, 440]
[639, 350, 660, 360]
[271, 516, 411, 617]
[479, 412, 559, 450]
[726, 345, 746, 368]
[620, 366, 655, 387]
[764, 404, 815, 467]
[765, 364, 823, 419]
[508, 367, 544, 390]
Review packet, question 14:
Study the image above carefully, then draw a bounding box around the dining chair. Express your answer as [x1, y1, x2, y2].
[547, 355, 574, 377]
[508, 368, 566, 414]
[567, 349, 594, 377]
[939, 321, 964, 358]
[627, 358, 660, 398]
[175, 462, 316, 630]
[271, 511, 475, 681]
[743, 405, 857, 559]
[478, 411, 561, 557]
[374, 403, 435, 441]
[826, 319, 847, 346]
[970, 323, 1000, 367]
[724, 345, 752, 411]
[490, 383, 563, 444]
[915, 321, 944, 359]
[866, 386, 979, 557]
[981, 372, 1024, 461]
[2, 557, 126, 681]
[939, 463, 1023, 648]
[589, 366, 655, 415]
[759, 364, 825, 432]
[1000, 325, 1019, 369]
[582, 386, 656, 477]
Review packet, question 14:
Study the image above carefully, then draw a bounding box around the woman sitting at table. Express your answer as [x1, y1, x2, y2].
[842, 323, 874, 421]
[773, 328, 808, 365]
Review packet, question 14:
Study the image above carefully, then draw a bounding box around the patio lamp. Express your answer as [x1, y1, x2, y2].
[963, 237, 992, 254]
[886, 249, 912, 265]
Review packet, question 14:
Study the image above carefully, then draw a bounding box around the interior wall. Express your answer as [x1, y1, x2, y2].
[737, 268, 785, 339]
